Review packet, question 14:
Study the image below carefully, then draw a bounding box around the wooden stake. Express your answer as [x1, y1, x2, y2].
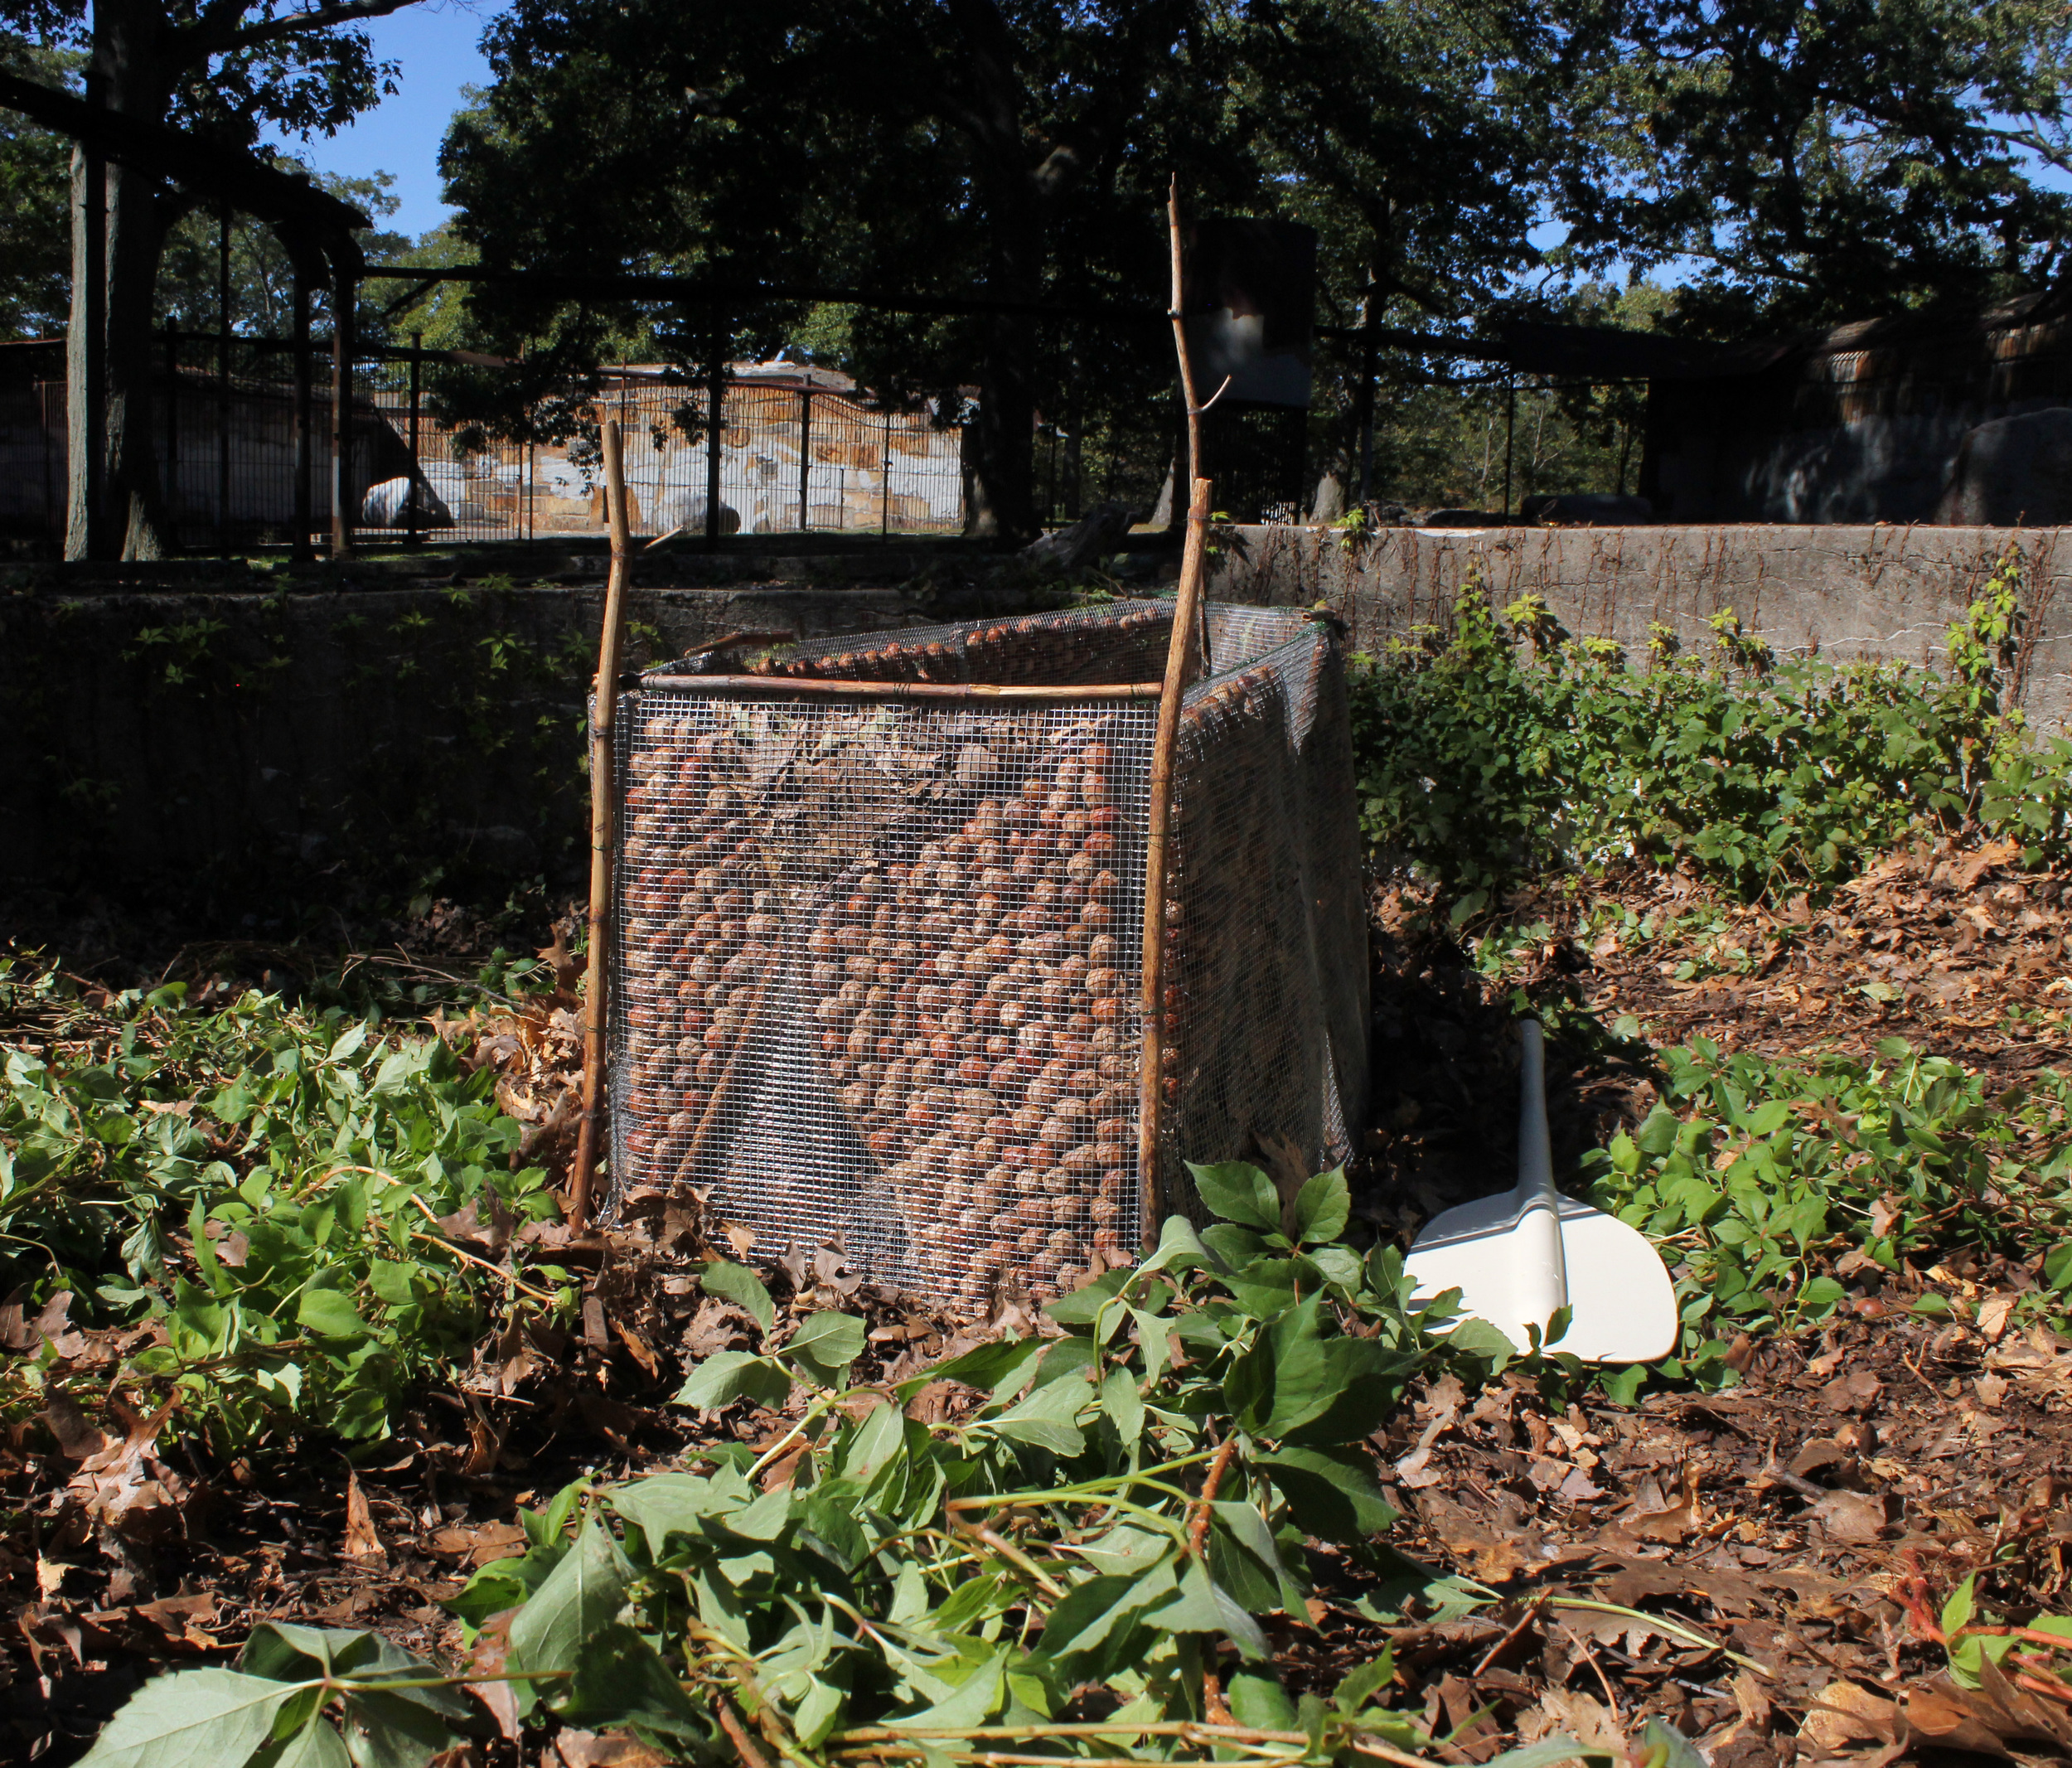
[569, 419, 634, 1233]
[1136, 177, 1214, 1247]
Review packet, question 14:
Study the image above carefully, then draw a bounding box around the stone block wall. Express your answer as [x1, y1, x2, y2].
[1206, 524, 2072, 728]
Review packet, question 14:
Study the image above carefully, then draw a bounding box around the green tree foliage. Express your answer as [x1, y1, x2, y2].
[0, 37, 70, 339]
[154, 165, 409, 339]
[1556, 0, 2072, 327]
[0, 0, 424, 557]
[438, 0, 1232, 539]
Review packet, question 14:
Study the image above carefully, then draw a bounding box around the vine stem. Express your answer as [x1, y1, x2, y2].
[1185, 1437, 1237, 1559]
[715, 1692, 773, 1768]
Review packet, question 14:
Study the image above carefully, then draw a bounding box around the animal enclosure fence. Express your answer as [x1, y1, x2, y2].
[607, 600, 1368, 1310]
[0, 340, 964, 550]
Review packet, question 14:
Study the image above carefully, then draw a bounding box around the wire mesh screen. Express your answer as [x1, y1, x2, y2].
[1158, 618, 1368, 1210]
[608, 598, 1367, 1310]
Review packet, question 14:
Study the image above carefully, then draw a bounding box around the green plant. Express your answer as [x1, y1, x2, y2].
[1348, 579, 2072, 909]
[1932, 1575, 2072, 1698]
[75, 1161, 1609, 1767]
[0, 959, 573, 1453]
[1582, 1034, 2072, 1384]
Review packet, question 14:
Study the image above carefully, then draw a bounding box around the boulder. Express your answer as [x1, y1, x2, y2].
[651, 488, 743, 537]
[359, 476, 453, 528]
[1937, 409, 2072, 525]
[1523, 492, 1655, 526]
[1020, 501, 1138, 571]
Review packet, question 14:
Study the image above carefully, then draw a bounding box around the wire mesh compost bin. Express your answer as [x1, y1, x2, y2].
[608, 598, 1367, 1310]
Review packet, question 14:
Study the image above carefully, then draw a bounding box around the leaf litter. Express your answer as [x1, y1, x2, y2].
[5, 832, 2072, 1766]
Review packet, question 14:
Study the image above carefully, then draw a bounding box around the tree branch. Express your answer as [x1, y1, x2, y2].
[186, 0, 427, 61]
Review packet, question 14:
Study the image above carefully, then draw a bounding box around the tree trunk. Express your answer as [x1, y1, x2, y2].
[65, 141, 102, 561]
[943, 0, 1039, 545]
[65, 0, 179, 561]
[106, 153, 173, 559]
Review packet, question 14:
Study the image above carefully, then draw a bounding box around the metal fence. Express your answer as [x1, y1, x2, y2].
[0, 335, 966, 551]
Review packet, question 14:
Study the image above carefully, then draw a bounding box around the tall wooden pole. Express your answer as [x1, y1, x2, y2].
[1136, 177, 1213, 1247]
[570, 418, 634, 1232]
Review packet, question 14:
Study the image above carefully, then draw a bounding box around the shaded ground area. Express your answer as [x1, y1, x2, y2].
[5, 831, 2070, 1765]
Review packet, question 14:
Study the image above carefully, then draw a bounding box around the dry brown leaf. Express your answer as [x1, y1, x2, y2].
[545, 1730, 675, 1768]
[1535, 1688, 1625, 1755]
[610, 1318, 661, 1379]
[343, 1472, 386, 1562]
[40, 1392, 113, 1462]
[1976, 1294, 2018, 1343]
[1900, 1682, 2017, 1759]
[1812, 1490, 1895, 1543]
[1416, 1492, 1547, 1584]
[1958, 1658, 2072, 1751]
[1615, 1469, 1707, 1544]
[1801, 1683, 1896, 1755]
[429, 1519, 528, 1568]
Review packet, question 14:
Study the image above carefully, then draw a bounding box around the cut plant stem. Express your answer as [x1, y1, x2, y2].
[1140, 172, 1215, 1241]
[570, 417, 634, 1232]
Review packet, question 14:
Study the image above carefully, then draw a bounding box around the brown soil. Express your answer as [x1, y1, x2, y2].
[6, 834, 2072, 1766]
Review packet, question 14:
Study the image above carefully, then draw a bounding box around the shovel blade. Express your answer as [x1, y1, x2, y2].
[1406, 1194, 1679, 1366]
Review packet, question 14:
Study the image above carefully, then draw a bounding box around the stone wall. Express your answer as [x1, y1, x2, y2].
[1207, 523, 2072, 728]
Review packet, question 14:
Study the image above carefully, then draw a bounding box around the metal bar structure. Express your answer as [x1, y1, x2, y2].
[292, 278, 313, 560]
[641, 676, 1166, 700]
[797, 387, 811, 532]
[704, 317, 725, 549]
[80, 74, 105, 559]
[880, 406, 892, 536]
[162, 318, 177, 535]
[330, 267, 355, 556]
[405, 331, 422, 546]
[216, 206, 231, 556]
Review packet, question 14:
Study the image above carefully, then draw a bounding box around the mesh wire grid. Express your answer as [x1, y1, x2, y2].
[608, 598, 1367, 1309]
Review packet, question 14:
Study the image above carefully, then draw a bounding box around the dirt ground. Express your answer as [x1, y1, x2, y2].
[6, 834, 2071, 1766]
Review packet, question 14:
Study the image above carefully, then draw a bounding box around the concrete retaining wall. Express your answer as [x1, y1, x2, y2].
[11, 522, 2068, 909]
[1207, 523, 2072, 728]
[0, 581, 1026, 902]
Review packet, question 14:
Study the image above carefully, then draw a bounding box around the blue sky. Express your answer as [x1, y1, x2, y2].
[274, 0, 506, 240]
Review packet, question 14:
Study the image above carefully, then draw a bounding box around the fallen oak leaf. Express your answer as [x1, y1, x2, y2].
[1801, 1683, 1897, 1756]
[343, 1471, 386, 1562]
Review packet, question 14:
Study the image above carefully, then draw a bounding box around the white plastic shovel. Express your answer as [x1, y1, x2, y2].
[1404, 1020, 1679, 1364]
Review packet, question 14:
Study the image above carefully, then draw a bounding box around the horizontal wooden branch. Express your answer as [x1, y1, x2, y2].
[638, 676, 1165, 700]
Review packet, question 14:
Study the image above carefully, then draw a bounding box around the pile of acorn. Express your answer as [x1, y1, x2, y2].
[798, 729, 1142, 1303]
[748, 604, 1169, 689]
[616, 722, 780, 1189]
[612, 700, 1155, 1309]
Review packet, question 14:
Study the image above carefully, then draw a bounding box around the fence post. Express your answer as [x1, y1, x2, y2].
[217, 206, 231, 557]
[292, 277, 313, 561]
[162, 319, 177, 549]
[406, 331, 423, 546]
[704, 316, 725, 550]
[80, 71, 106, 559]
[330, 266, 356, 558]
[797, 386, 811, 533]
[879, 407, 892, 537]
